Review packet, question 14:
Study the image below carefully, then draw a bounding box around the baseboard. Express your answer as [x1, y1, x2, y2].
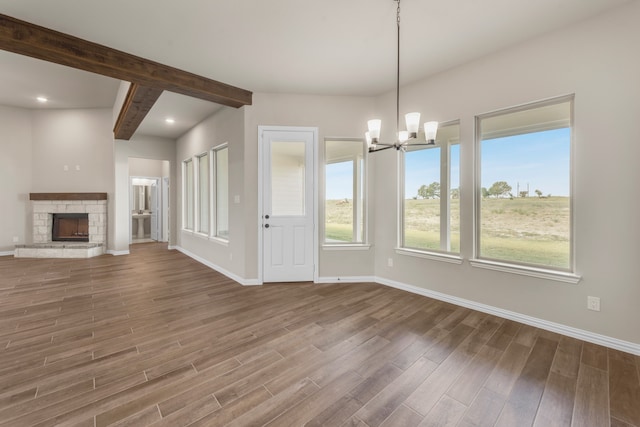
[0, 251, 14, 257]
[375, 276, 640, 356]
[316, 276, 377, 284]
[174, 246, 260, 286]
[107, 249, 130, 256]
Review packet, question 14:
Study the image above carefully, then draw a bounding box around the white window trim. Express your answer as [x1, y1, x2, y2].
[322, 138, 368, 246]
[399, 120, 460, 255]
[469, 258, 580, 284]
[211, 143, 229, 242]
[396, 247, 463, 264]
[195, 151, 210, 236]
[474, 94, 576, 274]
[323, 244, 372, 251]
[182, 158, 194, 231]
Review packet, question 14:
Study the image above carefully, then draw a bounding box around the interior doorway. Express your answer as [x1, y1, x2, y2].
[128, 158, 170, 244]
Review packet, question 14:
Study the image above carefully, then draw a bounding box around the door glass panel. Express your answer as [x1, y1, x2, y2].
[271, 141, 306, 216]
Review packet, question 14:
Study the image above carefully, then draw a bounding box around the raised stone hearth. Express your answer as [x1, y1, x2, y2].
[14, 243, 104, 258]
[14, 193, 107, 258]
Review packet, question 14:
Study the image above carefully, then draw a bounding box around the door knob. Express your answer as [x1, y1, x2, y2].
[265, 215, 270, 219]
[264, 224, 270, 228]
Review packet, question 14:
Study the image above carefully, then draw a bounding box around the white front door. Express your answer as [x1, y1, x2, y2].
[261, 128, 316, 282]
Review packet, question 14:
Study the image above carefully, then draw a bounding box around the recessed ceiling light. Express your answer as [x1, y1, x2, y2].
[36, 96, 48, 103]
[165, 118, 175, 124]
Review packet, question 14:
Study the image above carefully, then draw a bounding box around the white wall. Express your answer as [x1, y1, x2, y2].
[31, 109, 113, 192]
[0, 106, 32, 252]
[176, 106, 246, 279]
[371, 1, 640, 346]
[129, 157, 165, 178]
[0, 107, 114, 253]
[113, 135, 176, 253]
[244, 93, 377, 280]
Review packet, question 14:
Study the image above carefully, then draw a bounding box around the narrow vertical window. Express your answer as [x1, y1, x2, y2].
[477, 96, 573, 270]
[197, 153, 209, 234]
[402, 121, 460, 253]
[213, 145, 229, 239]
[183, 159, 194, 231]
[324, 139, 366, 244]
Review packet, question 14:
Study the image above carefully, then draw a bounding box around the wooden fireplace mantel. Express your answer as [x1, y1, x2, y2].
[30, 193, 107, 201]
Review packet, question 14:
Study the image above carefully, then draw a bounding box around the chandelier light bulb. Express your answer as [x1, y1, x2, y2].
[424, 121, 439, 144]
[367, 119, 381, 141]
[405, 112, 420, 137]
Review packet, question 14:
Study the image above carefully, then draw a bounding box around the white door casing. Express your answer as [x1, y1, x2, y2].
[259, 127, 317, 283]
[150, 181, 158, 241]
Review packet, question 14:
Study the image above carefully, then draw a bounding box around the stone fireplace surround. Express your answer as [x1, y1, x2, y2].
[14, 193, 107, 258]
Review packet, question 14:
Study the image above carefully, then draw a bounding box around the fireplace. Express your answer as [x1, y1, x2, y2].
[14, 193, 107, 258]
[52, 213, 89, 242]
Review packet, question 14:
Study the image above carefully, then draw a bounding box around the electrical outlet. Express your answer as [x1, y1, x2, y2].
[63, 165, 69, 171]
[12, 236, 19, 243]
[587, 296, 600, 312]
[75, 165, 80, 171]
[387, 258, 393, 267]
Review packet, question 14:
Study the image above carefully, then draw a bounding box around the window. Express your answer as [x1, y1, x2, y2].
[213, 145, 229, 239]
[183, 159, 194, 230]
[324, 139, 366, 244]
[402, 122, 460, 254]
[197, 153, 209, 234]
[476, 96, 572, 271]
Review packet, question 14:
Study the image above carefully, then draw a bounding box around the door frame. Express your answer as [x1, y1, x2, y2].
[257, 126, 319, 284]
[129, 176, 163, 243]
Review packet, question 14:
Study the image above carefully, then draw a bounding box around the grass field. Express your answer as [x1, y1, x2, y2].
[326, 196, 570, 268]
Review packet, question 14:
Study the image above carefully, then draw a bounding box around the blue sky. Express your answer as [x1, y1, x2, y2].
[326, 128, 570, 200]
[480, 128, 570, 197]
[326, 161, 354, 199]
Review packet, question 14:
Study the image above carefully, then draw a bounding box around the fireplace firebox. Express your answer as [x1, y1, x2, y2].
[52, 213, 89, 242]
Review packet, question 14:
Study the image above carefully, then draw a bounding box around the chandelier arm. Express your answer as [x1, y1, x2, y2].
[368, 144, 396, 153]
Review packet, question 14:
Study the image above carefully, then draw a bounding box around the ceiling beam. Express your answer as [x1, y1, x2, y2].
[114, 83, 164, 140]
[0, 13, 252, 108]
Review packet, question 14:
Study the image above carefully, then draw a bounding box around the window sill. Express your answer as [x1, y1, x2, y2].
[396, 248, 463, 264]
[469, 259, 581, 284]
[210, 236, 229, 246]
[322, 244, 371, 251]
[181, 228, 194, 234]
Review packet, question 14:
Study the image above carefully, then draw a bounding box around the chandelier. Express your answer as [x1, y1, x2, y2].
[366, 0, 438, 152]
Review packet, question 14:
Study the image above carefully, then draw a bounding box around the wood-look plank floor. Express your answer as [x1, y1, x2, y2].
[0, 243, 638, 426]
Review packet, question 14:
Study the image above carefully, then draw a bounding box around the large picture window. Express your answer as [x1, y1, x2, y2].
[213, 145, 229, 239]
[324, 139, 366, 244]
[476, 96, 573, 270]
[183, 159, 194, 231]
[197, 153, 209, 234]
[402, 122, 460, 254]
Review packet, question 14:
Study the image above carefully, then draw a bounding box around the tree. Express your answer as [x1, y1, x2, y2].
[417, 182, 440, 199]
[417, 185, 428, 199]
[481, 187, 489, 198]
[488, 181, 512, 198]
[450, 188, 460, 199]
[519, 191, 528, 198]
[535, 189, 543, 198]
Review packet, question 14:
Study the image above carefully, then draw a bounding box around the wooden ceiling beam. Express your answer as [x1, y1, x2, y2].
[113, 83, 164, 140]
[0, 13, 252, 108]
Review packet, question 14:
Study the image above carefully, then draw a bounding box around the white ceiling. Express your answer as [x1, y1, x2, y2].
[0, 0, 632, 138]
